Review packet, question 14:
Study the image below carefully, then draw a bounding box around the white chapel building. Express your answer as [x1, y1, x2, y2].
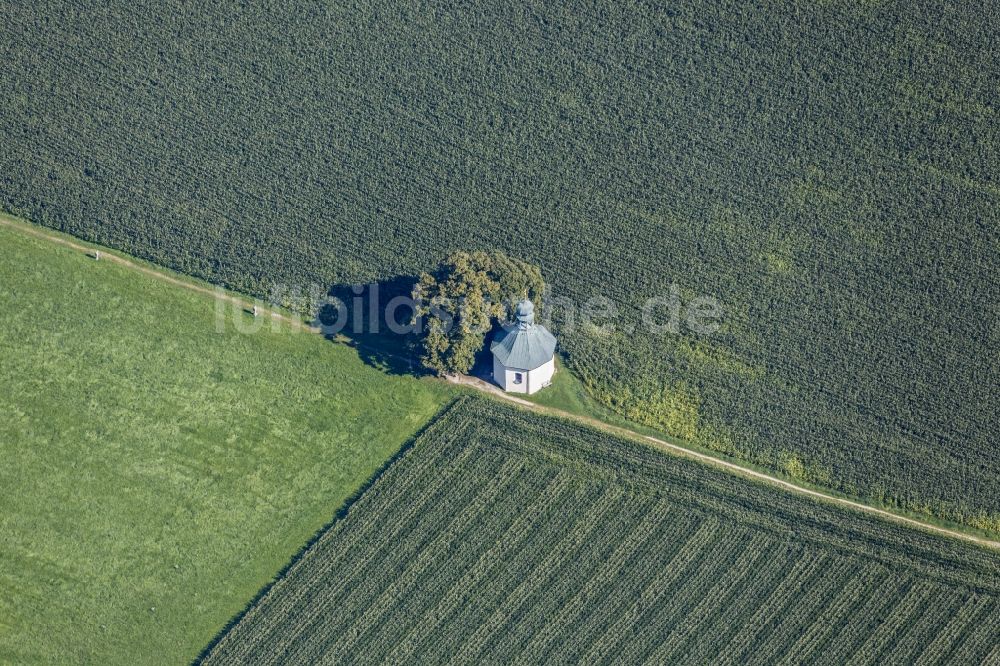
[490, 299, 556, 395]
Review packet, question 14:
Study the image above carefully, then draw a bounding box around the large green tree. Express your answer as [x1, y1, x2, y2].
[413, 251, 544, 375]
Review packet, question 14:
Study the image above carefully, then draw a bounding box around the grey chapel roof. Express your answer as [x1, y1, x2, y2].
[490, 299, 556, 370]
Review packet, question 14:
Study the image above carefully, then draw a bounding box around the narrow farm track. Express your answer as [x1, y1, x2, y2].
[0, 215, 318, 333]
[446, 375, 1000, 552]
[4, 214, 998, 552]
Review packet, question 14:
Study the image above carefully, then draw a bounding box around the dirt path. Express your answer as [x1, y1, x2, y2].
[445, 378, 1000, 551]
[1, 215, 318, 333]
[4, 214, 997, 551]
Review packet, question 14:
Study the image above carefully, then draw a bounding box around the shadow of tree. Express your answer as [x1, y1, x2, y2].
[469, 328, 501, 383]
[318, 276, 427, 376]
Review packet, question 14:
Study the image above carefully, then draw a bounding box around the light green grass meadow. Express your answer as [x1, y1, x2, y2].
[0, 224, 454, 663]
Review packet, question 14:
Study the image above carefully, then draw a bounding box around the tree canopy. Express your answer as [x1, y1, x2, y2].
[412, 251, 544, 375]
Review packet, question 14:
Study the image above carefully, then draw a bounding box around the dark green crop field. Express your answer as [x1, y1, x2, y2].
[203, 397, 1000, 665]
[2, 0, 998, 528]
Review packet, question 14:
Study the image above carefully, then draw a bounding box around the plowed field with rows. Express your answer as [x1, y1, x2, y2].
[203, 397, 1000, 665]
